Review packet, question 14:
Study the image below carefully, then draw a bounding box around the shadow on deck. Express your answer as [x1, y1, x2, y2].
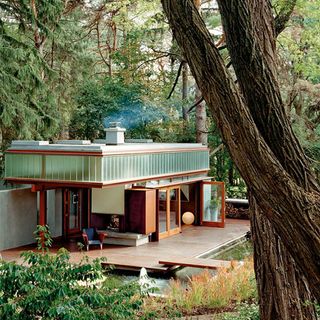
[1, 219, 250, 273]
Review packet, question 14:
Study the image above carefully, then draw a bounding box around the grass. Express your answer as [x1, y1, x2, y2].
[140, 258, 257, 318]
[212, 240, 253, 261]
[168, 259, 256, 310]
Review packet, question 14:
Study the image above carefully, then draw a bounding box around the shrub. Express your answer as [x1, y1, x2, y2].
[0, 226, 143, 320]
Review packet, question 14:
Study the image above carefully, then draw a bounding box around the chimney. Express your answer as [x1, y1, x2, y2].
[104, 122, 126, 145]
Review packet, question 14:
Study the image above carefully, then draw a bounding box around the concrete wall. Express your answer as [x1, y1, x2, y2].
[46, 189, 63, 238]
[0, 187, 37, 250]
[0, 187, 64, 250]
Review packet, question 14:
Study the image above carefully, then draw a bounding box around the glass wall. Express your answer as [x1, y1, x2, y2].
[5, 150, 209, 184]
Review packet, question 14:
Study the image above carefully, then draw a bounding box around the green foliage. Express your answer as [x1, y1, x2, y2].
[207, 123, 247, 198]
[222, 302, 260, 320]
[0, 226, 143, 319]
[139, 299, 183, 320]
[0, 27, 58, 142]
[70, 78, 167, 140]
[34, 224, 53, 252]
[278, 1, 320, 83]
[0, 0, 316, 192]
[276, 0, 320, 181]
[0, 0, 94, 149]
[130, 118, 196, 143]
[292, 115, 320, 178]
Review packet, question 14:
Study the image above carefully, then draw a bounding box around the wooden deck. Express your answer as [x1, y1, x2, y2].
[1, 219, 250, 273]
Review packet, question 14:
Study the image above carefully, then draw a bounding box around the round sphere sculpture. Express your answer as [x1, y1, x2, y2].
[182, 211, 195, 225]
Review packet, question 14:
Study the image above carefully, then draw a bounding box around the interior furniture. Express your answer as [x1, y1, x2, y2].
[125, 188, 156, 235]
[82, 227, 105, 251]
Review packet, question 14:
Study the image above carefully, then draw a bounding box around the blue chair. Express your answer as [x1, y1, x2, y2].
[82, 228, 105, 251]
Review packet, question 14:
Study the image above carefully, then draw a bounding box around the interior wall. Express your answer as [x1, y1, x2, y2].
[0, 187, 37, 250]
[181, 183, 199, 224]
[91, 186, 125, 215]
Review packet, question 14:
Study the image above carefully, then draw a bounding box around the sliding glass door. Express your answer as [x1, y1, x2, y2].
[159, 187, 181, 239]
[200, 181, 225, 227]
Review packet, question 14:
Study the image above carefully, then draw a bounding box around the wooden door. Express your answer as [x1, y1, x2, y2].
[200, 181, 225, 228]
[159, 186, 181, 239]
[63, 189, 82, 237]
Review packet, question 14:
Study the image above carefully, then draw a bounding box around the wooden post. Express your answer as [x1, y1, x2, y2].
[87, 189, 91, 228]
[39, 190, 46, 225]
[152, 189, 160, 242]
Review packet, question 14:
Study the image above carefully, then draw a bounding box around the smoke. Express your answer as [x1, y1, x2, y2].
[104, 102, 168, 130]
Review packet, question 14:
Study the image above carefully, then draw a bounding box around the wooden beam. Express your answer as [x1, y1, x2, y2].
[159, 257, 231, 269]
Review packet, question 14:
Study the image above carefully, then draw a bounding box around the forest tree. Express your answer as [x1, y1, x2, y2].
[161, 0, 320, 319]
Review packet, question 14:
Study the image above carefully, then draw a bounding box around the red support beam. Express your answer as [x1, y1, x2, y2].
[39, 190, 46, 226]
[87, 189, 91, 228]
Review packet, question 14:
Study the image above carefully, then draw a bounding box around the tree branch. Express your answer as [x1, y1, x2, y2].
[274, 0, 297, 36]
[96, 23, 110, 67]
[134, 54, 170, 74]
[210, 143, 224, 156]
[186, 96, 204, 113]
[167, 61, 184, 99]
[150, 48, 181, 59]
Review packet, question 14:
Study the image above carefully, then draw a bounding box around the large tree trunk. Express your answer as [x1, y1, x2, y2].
[161, 0, 320, 312]
[250, 196, 316, 320]
[195, 84, 207, 144]
[182, 61, 189, 121]
[217, 1, 318, 318]
[194, 0, 207, 144]
[217, 0, 318, 192]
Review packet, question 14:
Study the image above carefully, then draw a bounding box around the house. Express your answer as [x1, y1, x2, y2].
[3, 123, 225, 249]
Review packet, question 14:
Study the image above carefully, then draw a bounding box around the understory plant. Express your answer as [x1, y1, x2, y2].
[221, 302, 260, 320]
[0, 226, 143, 320]
[165, 259, 256, 313]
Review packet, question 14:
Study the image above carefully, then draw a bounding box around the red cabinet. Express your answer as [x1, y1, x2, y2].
[125, 188, 156, 235]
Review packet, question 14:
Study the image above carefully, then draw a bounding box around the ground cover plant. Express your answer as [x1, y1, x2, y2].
[0, 226, 144, 320]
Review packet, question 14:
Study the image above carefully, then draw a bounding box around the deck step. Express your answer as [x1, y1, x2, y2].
[98, 230, 149, 246]
[159, 257, 231, 269]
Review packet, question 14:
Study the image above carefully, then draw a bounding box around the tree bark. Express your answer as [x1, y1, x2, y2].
[195, 84, 207, 144]
[182, 61, 189, 121]
[217, 1, 319, 317]
[194, 0, 207, 144]
[250, 196, 316, 320]
[161, 0, 320, 308]
[217, 0, 318, 192]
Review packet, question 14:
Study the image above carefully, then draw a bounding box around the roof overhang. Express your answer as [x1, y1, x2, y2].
[5, 142, 210, 188]
[5, 170, 209, 189]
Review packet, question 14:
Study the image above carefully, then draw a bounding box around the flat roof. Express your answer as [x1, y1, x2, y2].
[8, 141, 208, 155]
